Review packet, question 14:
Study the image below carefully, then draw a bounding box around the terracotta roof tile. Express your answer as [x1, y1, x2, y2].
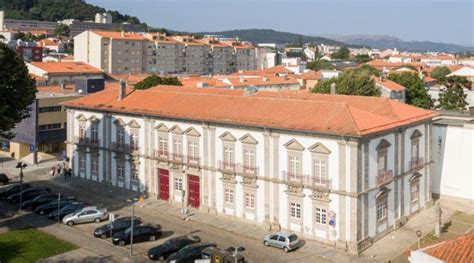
[92, 31, 147, 41]
[373, 77, 406, 91]
[30, 62, 104, 75]
[423, 231, 474, 263]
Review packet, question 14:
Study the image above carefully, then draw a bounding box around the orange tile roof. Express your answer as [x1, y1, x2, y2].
[37, 84, 76, 94]
[225, 76, 300, 88]
[373, 77, 406, 91]
[423, 231, 474, 263]
[299, 71, 321, 80]
[37, 39, 61, 47]
[92, 31, 147, 41]
[63, 86, 437, 137]
[30, 62, 104, 75]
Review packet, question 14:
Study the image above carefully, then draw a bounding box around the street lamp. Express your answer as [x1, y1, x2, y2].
[15, 162, 27, 212]
[126, 197, 139, 257]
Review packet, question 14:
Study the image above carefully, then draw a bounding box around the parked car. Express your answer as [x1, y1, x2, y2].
[94, 217, 142, 239]
[166, 242, 217, 263]
[112, 224, 162, 246]
[0, 183, 31, 199]
[62, 206, 108, 226]
[34, 196, 77, 215]
[263, 232, 300, 252]
[148, 235, 201, 261]
[7, 187, 50, 204]
[21, 193, 59, 210]
[48, 202, 85, 221]
[0, 173, 9, 185]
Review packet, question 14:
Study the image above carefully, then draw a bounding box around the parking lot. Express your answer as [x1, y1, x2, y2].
[0, 164, 362, 262]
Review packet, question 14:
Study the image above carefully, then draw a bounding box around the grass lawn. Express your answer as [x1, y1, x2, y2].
[0, 228, 77, 263]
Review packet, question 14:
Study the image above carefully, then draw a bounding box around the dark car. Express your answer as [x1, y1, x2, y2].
[148, 235, 201, 261]
[0, 183, 31, 199]
[112, 224, 162, 246]
[48, 202, 85, 221]
[34, 196, 77, 215]
[7, 187, 50, 204]
[0, 173, 9, 185]
[166, 242, 217, 263]
[21, 193, 60, 210]
[94, 217, 142, 239]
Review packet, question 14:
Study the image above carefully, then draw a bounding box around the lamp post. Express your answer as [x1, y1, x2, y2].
[126, 197, 139, 257]
[15, 162, 27, 212]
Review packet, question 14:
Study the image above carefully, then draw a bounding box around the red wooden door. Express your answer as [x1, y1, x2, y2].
[158, 169, 169, 201]
[188, 175, 200, 208]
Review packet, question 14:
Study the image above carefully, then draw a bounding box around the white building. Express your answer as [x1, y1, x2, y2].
[64, 85, 437, 254]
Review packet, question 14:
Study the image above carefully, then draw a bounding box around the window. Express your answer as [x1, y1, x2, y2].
[223, 146, 234, 168]
[91, 124, 98, 144]
[376, 200, 387, 221]
[39, 106, 62, 113]
[288, 154, 301, 179]
[130, 132, 139, 151]
[245, 192, 255, 209]
[290, 202, 301, 220]
[131, 163, 139, 181]
[116, 127, 125, 148]
[117, 163, 125, 179]
[410, 182, 419, 202]
[39, 123, 62, 131]
[158, 135, 168, 156]
[174, 177, 183, 191]
[411, 143, 419, 161]
[243, 148, 256, 172]
[173, 137, 182, 160]
[313, 159, 327, 180]
[378, 154, 387, 173]
[79, 155, 85, 170]
[78, 124, 86, 139]
[187, 140, 199, 163]
[315, 207, 327, 225]
[91, 157, 98, 174]
[225, 188, 234, 204]
[278, 236, 286, 242]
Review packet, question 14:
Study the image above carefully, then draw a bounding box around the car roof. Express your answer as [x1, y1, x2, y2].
[273, 232, 295, 237]
[80, 206, 98, 211]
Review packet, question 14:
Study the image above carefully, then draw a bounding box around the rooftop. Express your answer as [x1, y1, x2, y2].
[29, 62, 104, 75]
[423, 231, 474, 263]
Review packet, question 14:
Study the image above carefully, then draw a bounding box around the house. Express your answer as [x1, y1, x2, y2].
[447, 66, 474, 82]
[389, 54, 413, 64]
[37, 38, 65, 53]
[373, 77, 406, 102]
[63, 85, 437, 254]
[27, 61, 105, 85]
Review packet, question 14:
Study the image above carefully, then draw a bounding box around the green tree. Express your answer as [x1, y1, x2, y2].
[306, 59, 336, 71]
[134, 75, 182, 90]
[312, 68, 381, 96]
[0, 43, 37, 139]
[331, 47, 350, 60]
[431, 66, 451, 80]
[436, 85, 468, 112]
[388, 72, 432, 109]
[354, 54, 372, 64]
[356, 64, 381, 77]
[53, 24, 70, 37]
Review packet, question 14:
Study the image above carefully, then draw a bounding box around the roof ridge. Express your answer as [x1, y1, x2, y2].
[345, 104, 362, 136]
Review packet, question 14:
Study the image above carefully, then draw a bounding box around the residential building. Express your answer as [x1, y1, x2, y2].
[174, 35, 211, 75]
[203, 38, 235, 74]
[27, 61, 104, 85]
[145, 33, 184, 74]
[3, 18, 56, 34]
[63, 85, 437, 254]
[16, 45, 43, 62]
[447, 66, 474, 82]
[37, 38, 65, 53]
[373, 77, 406, 102]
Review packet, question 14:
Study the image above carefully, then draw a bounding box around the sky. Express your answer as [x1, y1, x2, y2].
[88, 0, 474, 46]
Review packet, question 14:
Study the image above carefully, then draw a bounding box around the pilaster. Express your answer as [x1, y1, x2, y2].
[270, 132, 280, 230]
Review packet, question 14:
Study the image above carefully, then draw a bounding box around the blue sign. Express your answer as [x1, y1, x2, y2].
[29, 145, 37, 151]
[329, 218, 335, 226]
[1, 143, 8, 150]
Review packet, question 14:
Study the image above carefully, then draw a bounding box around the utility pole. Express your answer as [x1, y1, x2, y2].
[16, 162, 27, 212]
[127, 197, 138, 257]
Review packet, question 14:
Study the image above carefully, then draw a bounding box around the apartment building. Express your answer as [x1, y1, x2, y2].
[27, 61, 104, 85]
[64, 85, 437, 253]
[173, 35, 211, 75]
[232, 43, 257, 72]
[74, 30, 148, 75]
[202, 38, 236, 74]
[145, 33, 184, 74]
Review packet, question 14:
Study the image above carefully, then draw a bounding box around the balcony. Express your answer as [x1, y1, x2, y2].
[111, 142, 140, 154]
[376, 169, 393, 186]
[410, 157, 424, 172]
[217, 160, 238, 174]
[154, 149, 169, 162]
[238, 164, 259, 178]
[186, 155, 201, 169]
[74, 136, 100, 147]
[282, 171, 331, 190]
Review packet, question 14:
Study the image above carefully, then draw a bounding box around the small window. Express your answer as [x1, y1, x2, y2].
[270, 235, 278, 240]
[376, 199, 387, 221]
[174, 177, 183, 191]
[278, 236, 286, 242]
[290, 202, 301, 220]
[315, 207, 327, 225]
[225, 188, 234, 204]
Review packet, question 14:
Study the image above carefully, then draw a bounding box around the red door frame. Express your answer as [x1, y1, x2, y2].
[158, 169, 169, 201]
[187, 175, 200, 209]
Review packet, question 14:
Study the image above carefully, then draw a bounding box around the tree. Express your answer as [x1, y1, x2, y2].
[431, 66, 451, 80]
[436, 85, 468, 112]
[388, 72, 432, 109]
[134, 75, 182, 90]
[331, 47, 350, 60]
[354, 54, 372, 64]
[53, 24, 70, 37]
[312, 68, 381, 97]
[0, 43, 37, 139]
[357, 64, 381, 77]
[306, 59, 336, 71]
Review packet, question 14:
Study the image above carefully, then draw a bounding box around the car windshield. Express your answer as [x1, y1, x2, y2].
[288, 234, 298, 242]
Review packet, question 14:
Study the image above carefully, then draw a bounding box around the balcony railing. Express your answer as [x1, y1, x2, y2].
[376, 169, 393, 186]
[217, 160, 238, 173]
[238, 164, 259, 177]
[111, 142, 140, 154]
[410, 157, 424, 172]
[74, 136, 100, 147]
[282, 171, 331, 190]
[186, 155, 201, 168]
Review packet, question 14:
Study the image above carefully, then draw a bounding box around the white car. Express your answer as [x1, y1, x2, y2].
[62, 206, 108, 226]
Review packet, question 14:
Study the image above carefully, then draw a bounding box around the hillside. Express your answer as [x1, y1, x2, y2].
[323, 34, 474, 53]
[198, 29, 348, 46]
[0, 0, 144, 26]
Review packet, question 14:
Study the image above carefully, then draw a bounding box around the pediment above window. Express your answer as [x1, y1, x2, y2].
[308, 142, 331, 154]
[76, 114, 87, 122]
[239, 134, 258, 145]
[170, 125, 183, 135]
[376, 139, 391, 151]
[409, 172, 422, 182]
[410, 129, 423, 140]
[185, 127, 201, 137]
[219, 131, 237, 142]
[284, 139, 305, 151]
[88, 115, 100, 123]
[127, 120, 141, 129]
[154, 123, 169, 132]
[375, 187, 391, 200]
[113, 118, 126, 127]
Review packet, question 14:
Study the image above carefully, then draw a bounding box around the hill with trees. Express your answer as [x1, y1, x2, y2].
[0, 0, 145, 26]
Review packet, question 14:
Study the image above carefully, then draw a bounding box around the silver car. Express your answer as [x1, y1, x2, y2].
[62, 206, 108, 226]
[263, 232, 300, 252]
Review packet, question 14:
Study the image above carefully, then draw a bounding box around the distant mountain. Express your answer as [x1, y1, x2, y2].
[321, 34, 474, 53]
[197, 29, 349, 46]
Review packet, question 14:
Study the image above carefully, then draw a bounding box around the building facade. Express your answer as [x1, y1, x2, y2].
[64, 86, 436, 253]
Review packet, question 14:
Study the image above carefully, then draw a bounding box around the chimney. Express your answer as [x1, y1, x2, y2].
[330, 83, 336, 94]
[121, 31, 125, 37]
[240, 76, 245, 83]
[118, 79, 126, 100]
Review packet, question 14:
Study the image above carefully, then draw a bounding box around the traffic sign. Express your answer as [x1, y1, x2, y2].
[29, 145, 37, 151]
